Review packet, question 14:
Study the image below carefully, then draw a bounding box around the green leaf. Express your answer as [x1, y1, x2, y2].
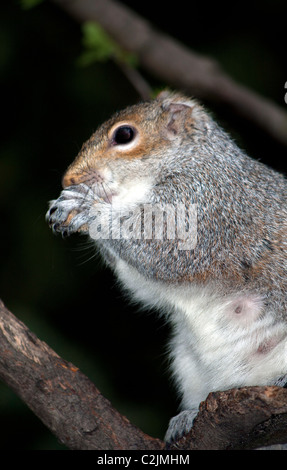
[78, 22, 119, 65]
[20, 0, 44, 9]
[78, 22, 138, 68]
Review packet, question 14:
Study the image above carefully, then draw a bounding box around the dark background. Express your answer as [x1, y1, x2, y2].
[0, 0, 286, 449]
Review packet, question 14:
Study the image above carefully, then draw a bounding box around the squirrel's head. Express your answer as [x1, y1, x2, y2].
[62, 92, 198, 192]
[47, 92, 205, 238]
[47, 92, 204, 240]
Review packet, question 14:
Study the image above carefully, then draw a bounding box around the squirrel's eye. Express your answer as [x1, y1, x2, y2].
[113, 126, 136, 145]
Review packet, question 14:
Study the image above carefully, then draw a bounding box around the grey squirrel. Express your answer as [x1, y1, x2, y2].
[47, 91, 287, 442]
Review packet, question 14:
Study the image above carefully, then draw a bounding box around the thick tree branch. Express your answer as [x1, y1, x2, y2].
[1, 298, 287, 450]
[52, 0, 287, 146]
[0, 299, 164, 450]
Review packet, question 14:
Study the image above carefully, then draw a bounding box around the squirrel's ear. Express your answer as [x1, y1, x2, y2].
[164, 102, 194, 138]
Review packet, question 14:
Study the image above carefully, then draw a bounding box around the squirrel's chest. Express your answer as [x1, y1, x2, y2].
[114, 259, 287, 391]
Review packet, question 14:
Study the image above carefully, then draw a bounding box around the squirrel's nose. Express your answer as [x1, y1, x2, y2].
[62, 171, 82, 188]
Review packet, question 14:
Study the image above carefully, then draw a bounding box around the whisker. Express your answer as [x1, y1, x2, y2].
[77, 248, 99, 266]
[101, 182, 112, 204]
[71, 238, 101, 266]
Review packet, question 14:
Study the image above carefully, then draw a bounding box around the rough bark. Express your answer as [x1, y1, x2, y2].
[170, 386, 287, 450]
[0, 299, 164, 450]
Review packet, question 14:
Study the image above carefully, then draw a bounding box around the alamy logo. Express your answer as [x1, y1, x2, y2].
[89, 203, 197, 250]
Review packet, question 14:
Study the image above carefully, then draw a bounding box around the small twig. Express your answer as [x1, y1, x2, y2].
[116, 60, 152, 100]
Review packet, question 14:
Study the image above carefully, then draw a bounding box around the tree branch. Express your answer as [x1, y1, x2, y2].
[0, 299, 164, 450]
[52, 0, 287, 146]
[169, 386, 287, 450]
[1, 298, 287, 450]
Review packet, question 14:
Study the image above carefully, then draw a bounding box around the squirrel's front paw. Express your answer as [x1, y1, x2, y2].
[46, 185, 92, 236]
[164, 409, 198, 444]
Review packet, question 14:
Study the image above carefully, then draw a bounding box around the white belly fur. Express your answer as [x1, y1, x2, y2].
[114, 258, 287, 410]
